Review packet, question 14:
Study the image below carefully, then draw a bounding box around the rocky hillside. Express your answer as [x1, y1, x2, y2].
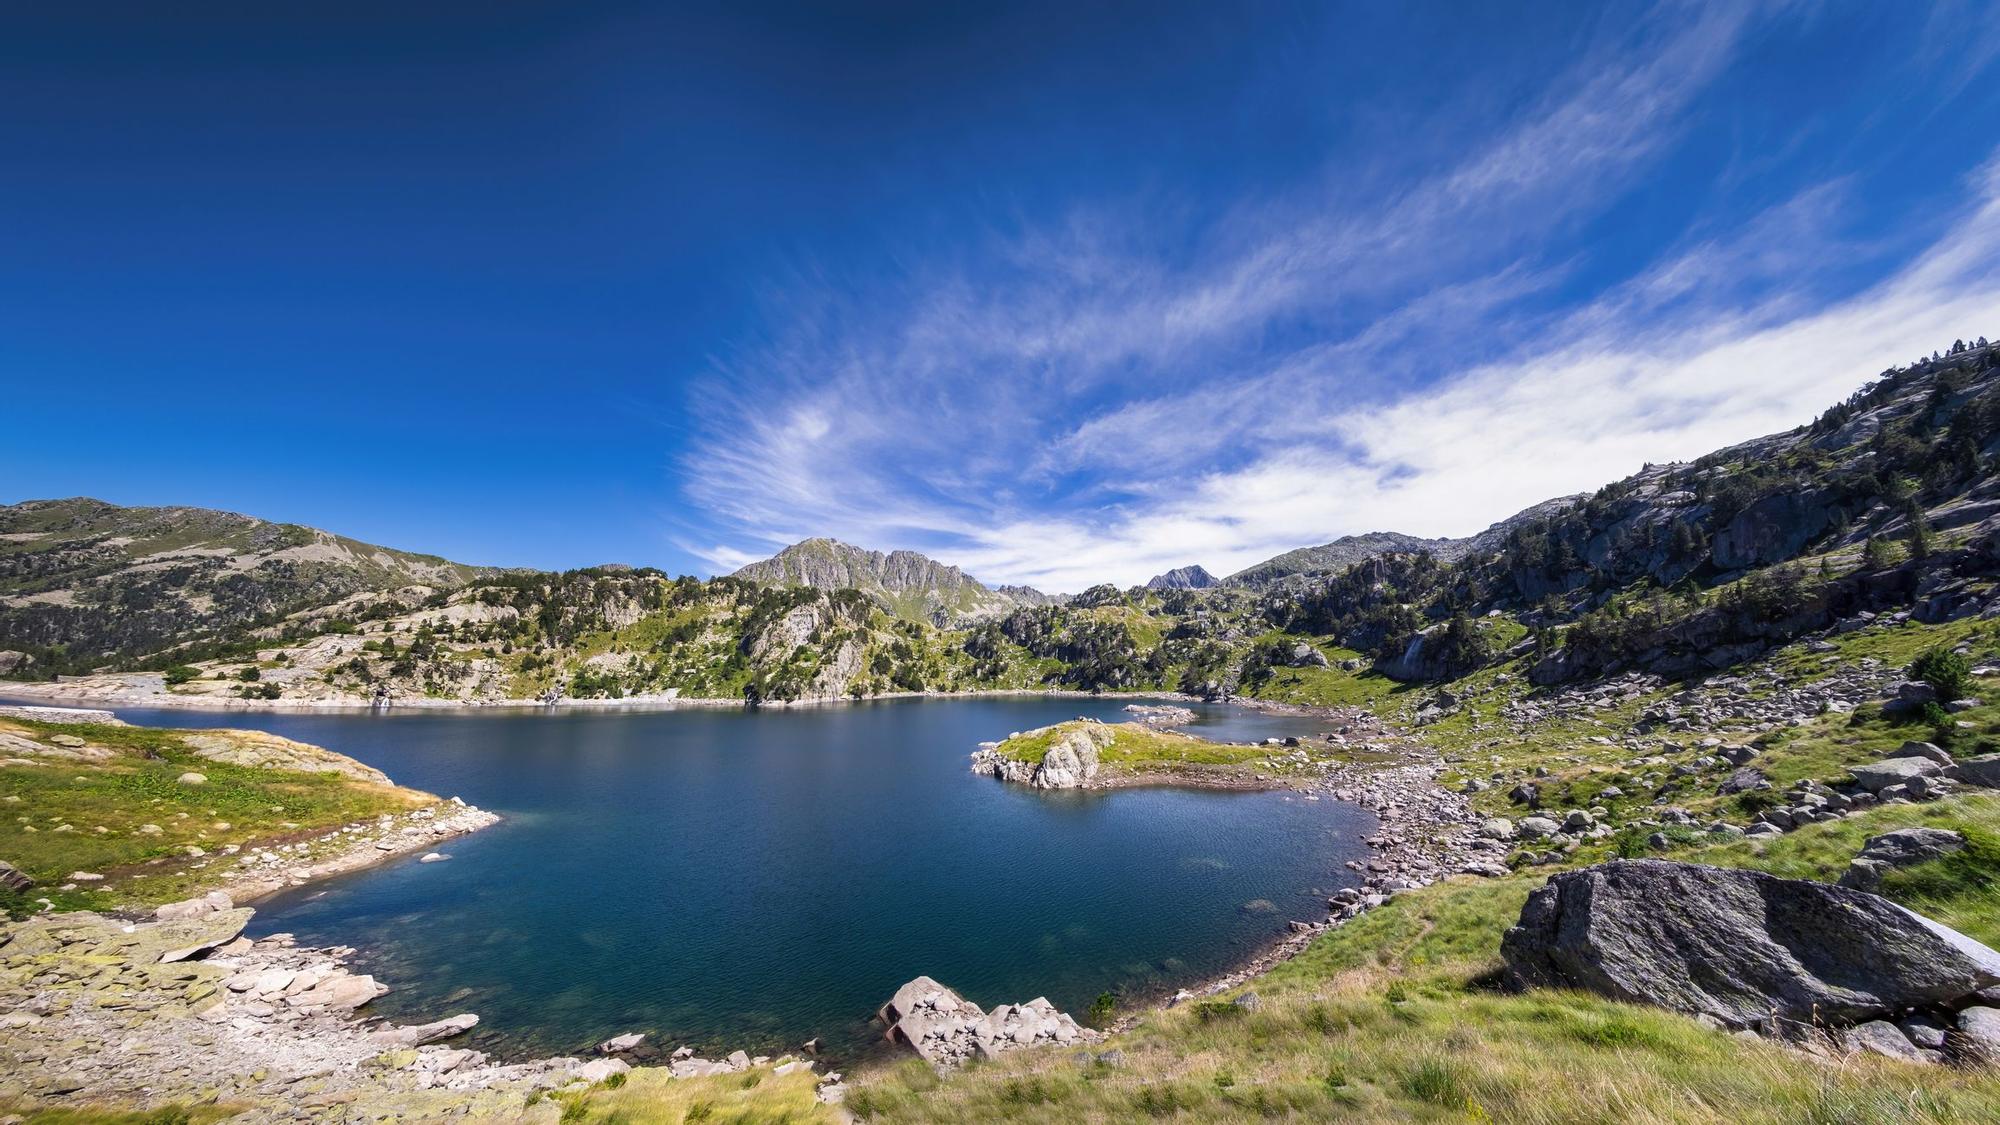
[1146, 565, 1217, 590]
[0, 498, 492, 677]
[731, 537, 1033, 624]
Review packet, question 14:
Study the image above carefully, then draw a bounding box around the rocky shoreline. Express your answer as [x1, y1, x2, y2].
[208, 799, 501, 905]
[0, 678, 1204, 714]
[0, 905, 841, 1121]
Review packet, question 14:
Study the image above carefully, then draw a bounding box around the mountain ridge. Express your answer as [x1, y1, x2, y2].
[729, 536, 1037, 624]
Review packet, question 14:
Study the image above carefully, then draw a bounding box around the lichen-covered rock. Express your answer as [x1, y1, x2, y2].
[1501, 860, 2000, 1030]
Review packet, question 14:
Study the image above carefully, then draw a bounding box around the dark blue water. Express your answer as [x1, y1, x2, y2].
[102, 696, 1369, 1060]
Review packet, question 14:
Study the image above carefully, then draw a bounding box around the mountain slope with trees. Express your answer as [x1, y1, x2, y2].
[7, 337, 2000, 708]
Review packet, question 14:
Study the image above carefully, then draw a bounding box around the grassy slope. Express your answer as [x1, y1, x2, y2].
[0, 718, 431, 914]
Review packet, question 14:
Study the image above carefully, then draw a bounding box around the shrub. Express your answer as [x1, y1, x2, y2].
[163, 665, 200, 685]
[1910, 646, 1972, 702]
[1087, 991, 1116, 1027]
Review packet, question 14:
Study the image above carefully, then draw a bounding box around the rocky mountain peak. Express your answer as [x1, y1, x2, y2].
[1146, 565, 1217, 590]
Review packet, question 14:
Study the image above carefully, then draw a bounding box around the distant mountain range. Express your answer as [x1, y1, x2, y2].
[1225, 497, 1587, 589]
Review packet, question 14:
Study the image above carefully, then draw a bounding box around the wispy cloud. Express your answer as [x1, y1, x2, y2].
[674, 4, 2000, 592]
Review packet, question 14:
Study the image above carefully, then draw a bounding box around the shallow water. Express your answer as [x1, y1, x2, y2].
[104, 696, 1371, 1060]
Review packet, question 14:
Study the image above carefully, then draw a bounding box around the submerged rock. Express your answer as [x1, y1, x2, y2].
[1500, 860, 2000, 1031]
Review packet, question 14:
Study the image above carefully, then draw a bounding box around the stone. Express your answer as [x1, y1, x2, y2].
[1716, 767, 1767, 795]
[288, 972, 387, 1011]
[418, 852, 449, 863]
[177, 772, 208, 785]
[598, 1032, 645, 1054]
[1561, 810, 1594, 832]
[1500, 860, 2000, 1029]
[371, 1014, 479, 1047]
[1958, 1006, 2000, 1065]
[1848, 756, 1944, 792]
[1843, 1020, 1934, 1063]
[0, 860, 32, 892]
[156, 908, 253, 963]
[1900, 1016, 1949, 1050]
[574, 1058, 630, 1083]
[1889, 741, 1954, 765]
[154, 891, 234, 923]
[1947, 754, 2000, 789]
[1478, 817, 1515, 840]
[1517, 816, 1561, 840]
[1838, 828, 1965, 891]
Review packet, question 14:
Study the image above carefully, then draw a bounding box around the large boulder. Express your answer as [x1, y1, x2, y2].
[1948, 754, 2000, 789]
[1848, 756, 1944, 793]
[879, 977, 1095, 1067]
[1500, 860, 2000, 1030]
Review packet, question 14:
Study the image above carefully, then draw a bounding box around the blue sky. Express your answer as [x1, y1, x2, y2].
[6, 2, 2000, 590]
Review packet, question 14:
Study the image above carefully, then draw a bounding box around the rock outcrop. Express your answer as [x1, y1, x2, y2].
[877, 977, 1096, 1067]
[970, 721, 1115, 789]
[1501, 861, 2000, 1036]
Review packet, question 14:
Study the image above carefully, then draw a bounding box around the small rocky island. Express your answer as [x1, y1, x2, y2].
[969, 717, 1338, 789]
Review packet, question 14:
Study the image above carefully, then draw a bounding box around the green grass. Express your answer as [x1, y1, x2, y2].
[0, 718, 429, 913]
[543, 1062, 830, 1123]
